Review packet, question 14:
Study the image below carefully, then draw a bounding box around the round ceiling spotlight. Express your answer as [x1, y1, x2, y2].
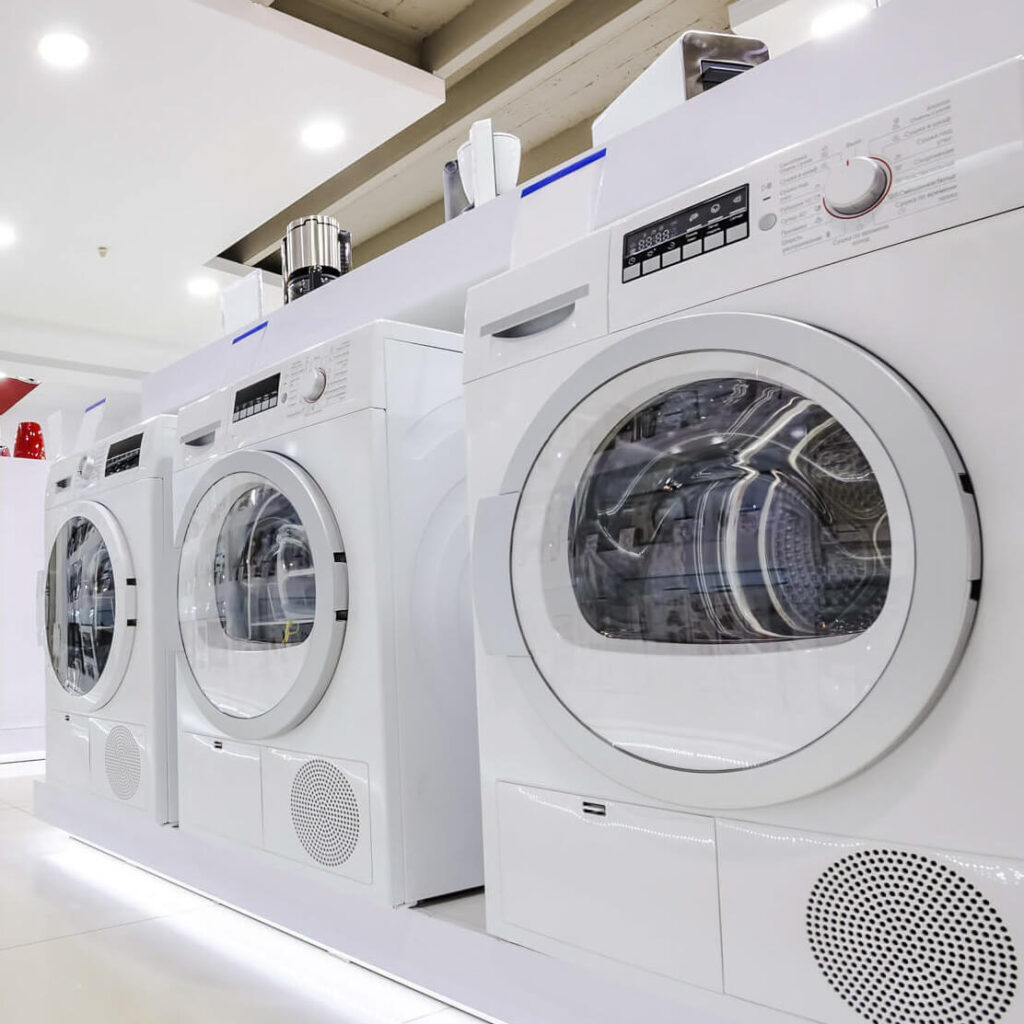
[0, 224, 17, 249]
[301, 120, 345, 152]
[811, 2, 871, 38]
[187, 276, 220, 299]
[38, 32, 90, 70]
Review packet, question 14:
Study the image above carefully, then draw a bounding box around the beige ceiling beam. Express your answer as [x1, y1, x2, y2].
[221, 0, 649, 266]
[270, 0, 422, 66]
[423, 0, 576, 83]
[269, 0, 579, 78]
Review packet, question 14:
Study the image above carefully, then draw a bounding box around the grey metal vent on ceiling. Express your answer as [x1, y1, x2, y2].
[104, 725, 142, 801]
[807, 848, 1018, 1024]
[289, 758, 359, 868]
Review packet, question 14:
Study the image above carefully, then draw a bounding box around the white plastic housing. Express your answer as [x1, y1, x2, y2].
[173, 320, 481, 909]
[463, 58, 1024, 1019]
[43, 415, 178, 825]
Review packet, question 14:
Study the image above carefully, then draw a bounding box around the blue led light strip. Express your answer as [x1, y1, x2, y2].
[521, 148, 607, 198]
[232, 320, 268, 345]
[85, 398, 106, 412]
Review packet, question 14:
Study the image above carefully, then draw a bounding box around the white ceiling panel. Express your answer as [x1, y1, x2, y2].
[0, 0, 443, 358]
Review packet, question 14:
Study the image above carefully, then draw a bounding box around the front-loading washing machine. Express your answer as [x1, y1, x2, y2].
[43, 416, 178, 824]
[464, 60, 1024, 1023]
[173, 319, 481, 908]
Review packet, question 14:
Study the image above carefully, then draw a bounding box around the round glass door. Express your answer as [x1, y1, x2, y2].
[46, 516, 117, 695]
[505, 314, 979, 806]
[177, 451, 347, 738]
[44, 502, 136, 709]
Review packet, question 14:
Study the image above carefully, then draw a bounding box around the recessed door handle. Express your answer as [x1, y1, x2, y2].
[482, 285, 588, 340]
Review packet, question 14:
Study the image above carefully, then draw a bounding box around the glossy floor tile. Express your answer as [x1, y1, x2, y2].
[0, 765, 487, 1023]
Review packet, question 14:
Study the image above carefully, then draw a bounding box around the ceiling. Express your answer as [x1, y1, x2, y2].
[0, 0, 442, 368]
[278, 0, 479, 43]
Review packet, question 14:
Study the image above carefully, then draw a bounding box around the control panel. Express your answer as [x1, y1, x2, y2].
[232, 373, 280, 423]
[609, 59, 1024, 333]
[222, 329, 383, 446]
[282, 338, 352, 420]
[104, 432, 144, 477]
[621, 185, 749, 283]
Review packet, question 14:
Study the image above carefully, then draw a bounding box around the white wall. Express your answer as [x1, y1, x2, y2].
[0, 458, 48, 759]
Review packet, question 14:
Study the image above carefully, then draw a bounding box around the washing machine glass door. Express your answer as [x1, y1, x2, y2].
[508, 313, 979, 806]
[44, 501, 136, 709]
[177, 450, 347, 739]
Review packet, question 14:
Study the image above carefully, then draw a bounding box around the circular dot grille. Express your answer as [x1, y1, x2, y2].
[289, 759, 359, 868]
[807, 849, 1018, 1024]
[104, 725, 141, 801]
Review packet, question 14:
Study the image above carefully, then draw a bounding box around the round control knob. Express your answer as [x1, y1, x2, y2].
[78, 454, 95, 480]
[298, 367, 327, 404]
[824, 156, 890, 218]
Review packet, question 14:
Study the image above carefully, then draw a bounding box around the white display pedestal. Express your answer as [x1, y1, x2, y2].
[0, 458, 48, 762]
[34, 781, 789, 1024]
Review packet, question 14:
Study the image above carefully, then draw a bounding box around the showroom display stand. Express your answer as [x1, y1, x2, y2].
[34, 780, 791, 1024]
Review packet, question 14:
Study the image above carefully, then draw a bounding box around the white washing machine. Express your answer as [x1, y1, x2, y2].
[43, 416, 178, 824]
[464, 60, 1024, 1023]
[173, 319, 481, 908]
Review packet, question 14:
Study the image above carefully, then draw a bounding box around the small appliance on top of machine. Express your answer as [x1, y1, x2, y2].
[281, 215, 352, 304]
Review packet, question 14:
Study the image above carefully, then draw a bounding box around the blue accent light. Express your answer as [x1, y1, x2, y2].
[232, 320, 268, 345]
[85, 398, 106, 413]
[521, 148, 607, 198]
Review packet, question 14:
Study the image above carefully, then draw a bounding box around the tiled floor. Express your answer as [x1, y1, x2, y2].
[0, 762, 486, 1024]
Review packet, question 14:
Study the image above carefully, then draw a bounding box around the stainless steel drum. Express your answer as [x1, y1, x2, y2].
[568, 377, 891, 645]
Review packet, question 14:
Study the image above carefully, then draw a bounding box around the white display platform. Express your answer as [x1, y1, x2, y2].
[34, 780, 792, 1024]
[0, 459, 48, 760]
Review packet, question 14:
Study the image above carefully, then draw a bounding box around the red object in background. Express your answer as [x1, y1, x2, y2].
[0, 378, 37, 416]
[13, 421, 45, 459]
[0, 447, 9, 457]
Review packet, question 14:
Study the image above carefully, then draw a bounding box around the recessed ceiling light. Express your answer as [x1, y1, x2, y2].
[811, 2, 871, 38]
[0, 224, 16, 248]
[187, 276, 220, 298]
[301, 120, 345, 152]
[38, 32, 90, 70]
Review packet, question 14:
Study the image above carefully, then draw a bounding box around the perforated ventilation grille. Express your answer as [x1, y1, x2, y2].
[104, 725, 141, 801]
[807, 849, 1018, 1024]
[289, 759, 359, 868]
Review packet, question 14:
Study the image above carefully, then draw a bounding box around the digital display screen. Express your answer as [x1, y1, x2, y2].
[624, 185, 749, 259]
[233, 373, 281, 423]
[105, 433, 144, 476]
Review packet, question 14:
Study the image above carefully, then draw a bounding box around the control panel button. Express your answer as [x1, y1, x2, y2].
[758, 212, 778, 231]
[725, 222, 749, 244]
[703, 231, 724, 251]
[824, 156, 891, 217]
[682, 240, 702, 260]
[298, 367, 327, 404]
[622, 263, 641, 282]
[641, 255, 661, 275]
[662, 247, 681, 267]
